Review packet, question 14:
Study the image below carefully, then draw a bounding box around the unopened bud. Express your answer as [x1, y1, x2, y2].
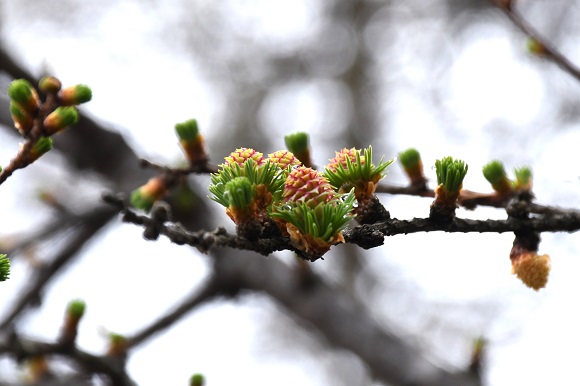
[58, 84, 92, 105]
[8, 79, 40, 113]
[10, 101, 34, 135]
[43, 106, 79, 134]
[29, 137, 53, 160]
[130, 177, 167, 212]
[39, 76, 62, 94]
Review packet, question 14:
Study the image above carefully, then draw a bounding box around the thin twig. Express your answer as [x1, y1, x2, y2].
[489, 0, 580, 82]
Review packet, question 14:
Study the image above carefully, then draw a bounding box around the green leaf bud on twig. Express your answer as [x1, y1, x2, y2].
[175, 119, 199, 141]
[398, 148, 421, 170]
[29, 137, 53, 160]
[482, 160, 512, 195]
[130, 177, 167, 212]
[107, 333, 128, 357]
[67, 299, 86, 320]
[284, 132, 313, 167]
[0, 254, 10, 282]
[435, 156, 468, 193]
[43, 106, 79, 134]
[527, 38, 546, 56]
[8, 79, 40, 113]
[61, 299, 86, 343]
[431, 157, 467, 221]
[175, 119, 208, 164]
[514, 166, 532, 191]
[10, 101, 34, 135]
[190, 374, 205, 386]
[58, 84, 92, 105]
[38, 76, 62, 94]
[398, 148, 426, 188]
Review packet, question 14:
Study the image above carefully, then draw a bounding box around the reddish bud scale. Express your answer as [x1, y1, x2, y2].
[283, 166, 335, 206]
[224, 148, 264, 167]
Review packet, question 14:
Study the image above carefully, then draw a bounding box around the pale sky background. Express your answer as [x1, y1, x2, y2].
[2, 1, 580, 385]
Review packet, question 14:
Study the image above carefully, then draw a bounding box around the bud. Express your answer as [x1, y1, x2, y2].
[10, 101, 34, 135]
[190, 374, 205, 386]
[284, 132, 313, 167]
[0, 254, 10, 282]
[130, 177, 167, 212]
[107, 333, 128, 357]
[61, 299, 86, 343]
[43, 106, 79, 134]
[7, 79, 40, 113]
[58, 84, 92, 105]
[38, 76, 62, 93]
[175, 119, 208, 164]
[430, 157, 468, 221]
[67, 299, 86, 319]
[527, 38, 546, 56]
[29, 137, 53, 161]
[398, 148, 426, 188]
[482, 160, 512, 195]
[514, 166, 532, 192]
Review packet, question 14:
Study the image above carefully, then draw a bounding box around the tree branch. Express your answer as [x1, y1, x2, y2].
[105, 193, 580, 259]
[489, 0, 580, 82]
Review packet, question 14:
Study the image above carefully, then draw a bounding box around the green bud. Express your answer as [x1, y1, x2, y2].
[435, 156, 468, 193]
[482, 160, 507, 184]
[8, 79, 39, 112]
[44, 106, 79, 133]
[58, 84, 92, 105]
[482, 160, 512, 194]
[10, 101, 34, 134]
[190, 374, 204, 386]
[398, 148, 421, 170]
[30, 137, 53, 159]
[514, 166, 532, 191]
[67, 299, 86, 319]
[130, 177, 167, 212]
[0, 254, 10, 282]
[39, 76, 62, 93]
[175, 119, 199, 141]
[284, 132, 309, 154]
